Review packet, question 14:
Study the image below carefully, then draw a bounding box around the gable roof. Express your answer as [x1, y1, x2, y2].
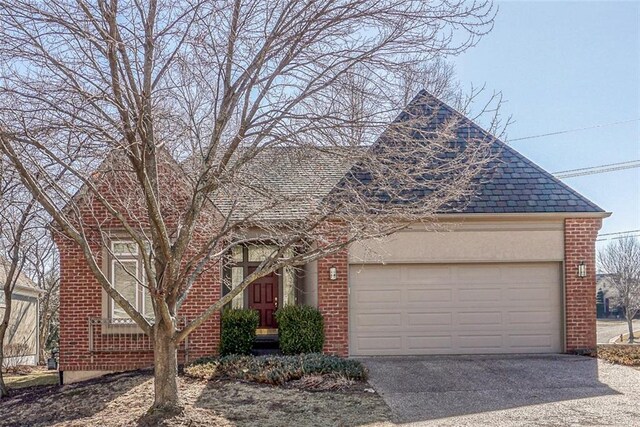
[0, 258, 40, 296]
[342, 90, 605, 214]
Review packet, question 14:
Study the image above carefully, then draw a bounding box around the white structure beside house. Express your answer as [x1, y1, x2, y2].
[0, 262, 41, 367]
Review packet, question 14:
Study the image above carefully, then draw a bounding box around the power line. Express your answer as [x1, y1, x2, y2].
[553, 160, 640, 179]
[599, 229, 640, 237]
[597, 233, 640, 242]
[508, 118, 640, 142]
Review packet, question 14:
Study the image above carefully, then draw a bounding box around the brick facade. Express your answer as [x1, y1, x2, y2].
[55, 233, 220, 373]
[564, 217, 602, 352]
[317, 249, 349, 356]
[57, 214, 603, 374]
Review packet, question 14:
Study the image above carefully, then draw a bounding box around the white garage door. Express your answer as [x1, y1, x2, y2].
[349, 263, 563, 356]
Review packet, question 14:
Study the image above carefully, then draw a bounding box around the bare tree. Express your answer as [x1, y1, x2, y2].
[0, 162, 48, 397]
[34, 248, 59, 365]
[598, 236, 640, 343]
[0, 0, 502, 411]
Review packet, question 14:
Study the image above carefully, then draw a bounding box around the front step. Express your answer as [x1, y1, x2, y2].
[252, 334, 280, 356]
[252, 347, 282, 356]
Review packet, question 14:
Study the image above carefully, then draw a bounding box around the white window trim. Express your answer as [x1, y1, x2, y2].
[110, 240, 139, 256]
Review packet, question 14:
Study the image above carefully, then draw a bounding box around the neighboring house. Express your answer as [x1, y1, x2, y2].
[0, 261, 41, 367]
[596, 274, 615, 318]
[55, 92, 609, 384]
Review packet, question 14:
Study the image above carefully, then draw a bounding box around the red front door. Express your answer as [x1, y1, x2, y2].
[248, 268, 278, 329]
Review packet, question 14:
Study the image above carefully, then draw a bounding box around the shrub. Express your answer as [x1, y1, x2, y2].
[275, 305, 324, 354]
[185, 353, 367, 385]
[597, 345, 640, 366]
[219, 309, 259, 356]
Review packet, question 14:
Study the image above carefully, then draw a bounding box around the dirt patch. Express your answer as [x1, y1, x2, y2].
[0, 370, 392, 427]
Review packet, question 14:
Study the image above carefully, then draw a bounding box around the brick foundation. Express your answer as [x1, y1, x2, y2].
[564, 217, 602, 352]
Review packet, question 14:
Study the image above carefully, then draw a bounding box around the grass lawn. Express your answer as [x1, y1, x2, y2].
[4, 368, 58, 389]
[0, 370, 392, 427]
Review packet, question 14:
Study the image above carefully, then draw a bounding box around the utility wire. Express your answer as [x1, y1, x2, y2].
[599, 229, 640, 237]
[508, 118, 640, 142]
[597, 233, 640, 242]
[553, 160, 640, 179]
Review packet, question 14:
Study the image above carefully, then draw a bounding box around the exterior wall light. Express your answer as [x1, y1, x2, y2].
[577, 261, 587, 278]
[329, 266, 338, 280]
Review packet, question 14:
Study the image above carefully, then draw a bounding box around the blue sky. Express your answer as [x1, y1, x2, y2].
[452, 0, 640, 249]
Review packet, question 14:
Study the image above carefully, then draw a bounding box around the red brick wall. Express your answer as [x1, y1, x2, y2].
[564, 217, 602, 352]
[55, 233, 221, 372]
[316, 227, 349, 356]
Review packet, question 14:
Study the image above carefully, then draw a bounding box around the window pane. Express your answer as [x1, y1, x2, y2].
[231, 246, 244, 262]
[231, 267, 244, 309]
[112, 261, 138, 319]
[112, 241, 138, 256]
[247, 245, 278, 262]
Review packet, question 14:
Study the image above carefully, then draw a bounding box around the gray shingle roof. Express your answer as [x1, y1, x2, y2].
[339, 91, 604, 214]
[413, 91, 604, 213]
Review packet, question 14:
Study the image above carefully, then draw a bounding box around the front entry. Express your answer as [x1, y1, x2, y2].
[248, 268, 278, 329]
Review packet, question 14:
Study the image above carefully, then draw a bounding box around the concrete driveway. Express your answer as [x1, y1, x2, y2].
[597, 319, 640, 343]
[362, 354, 640, 426]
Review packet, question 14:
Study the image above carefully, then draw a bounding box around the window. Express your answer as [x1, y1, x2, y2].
[109, 241, 153, 319]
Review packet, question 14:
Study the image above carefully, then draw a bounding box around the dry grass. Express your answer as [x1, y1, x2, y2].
[4, 367, 58, 389]
[0, 370, 392, 427]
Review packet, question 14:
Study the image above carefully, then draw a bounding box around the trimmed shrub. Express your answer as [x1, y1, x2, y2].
[185, 353, 367, 385]
[275, 305, 324, 354]
[219, 308, 259, 356]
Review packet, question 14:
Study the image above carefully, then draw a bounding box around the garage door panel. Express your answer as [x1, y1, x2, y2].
[506, 287, 552, 302]
[355, 289, 401, 304]
[406, 335, 452, 350]
[407, 312, 452, 327]
[457, 311, 502, 326]
[356, 336, 402, 352]
[458, 287, 502, 302]
[457, 334, 503, 349]
[350, 262, 562, 356]
[405, 265, 451, 282]
[455, 267, 502, 283]
[406, 288, 452, 303]
[508, 310, 556, 324]
[507, 334, 555, 349]
[356, 313, 402, 327]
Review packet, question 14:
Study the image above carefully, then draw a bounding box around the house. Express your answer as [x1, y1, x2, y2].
[55, 92, 609, 384]
[0, 260, 41, 367]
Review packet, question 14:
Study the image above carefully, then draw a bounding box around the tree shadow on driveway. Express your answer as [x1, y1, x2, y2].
[361, 354, 624, 424]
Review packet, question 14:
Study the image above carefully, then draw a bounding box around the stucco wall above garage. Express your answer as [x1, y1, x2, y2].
[349, 217, 566, 264]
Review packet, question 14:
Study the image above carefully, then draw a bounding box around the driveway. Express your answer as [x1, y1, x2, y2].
[362, 354, 640, 426]
[597, 319, 640, 343]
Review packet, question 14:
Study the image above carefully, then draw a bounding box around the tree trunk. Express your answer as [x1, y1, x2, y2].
[151, 322, 180, 413]
[627, 315, 635, 344]
[0, 323, 8, 398]
[38, 315, 49, 365]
